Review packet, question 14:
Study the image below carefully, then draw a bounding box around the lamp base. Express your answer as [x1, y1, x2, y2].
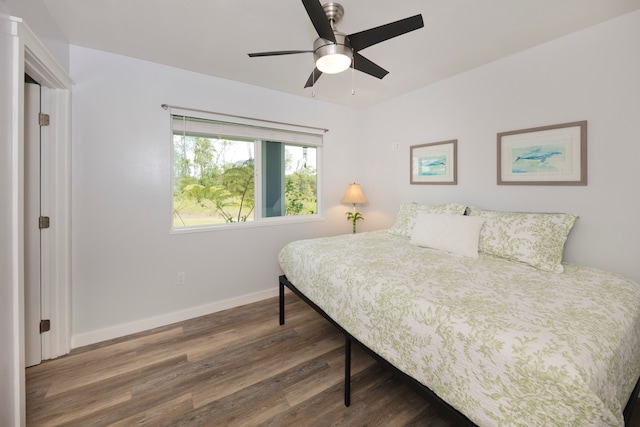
[346, 210, 363, 234]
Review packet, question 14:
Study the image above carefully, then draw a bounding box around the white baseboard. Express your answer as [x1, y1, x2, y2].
[71, 287, 280, 349]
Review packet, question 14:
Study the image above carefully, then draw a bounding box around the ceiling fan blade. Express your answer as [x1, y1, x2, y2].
[304, 67, 323, 88]
[248, 50, 313, 57]
[348, 14, 424, 51]
[301, 0, 336, 43]
[353, 52, 388, 80]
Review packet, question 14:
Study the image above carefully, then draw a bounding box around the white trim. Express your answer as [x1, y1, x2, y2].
[8, 16, 26, 427]
[71, 287, 280, 348]
[169, 214, 324, 235]
[14, 17, 72, 89]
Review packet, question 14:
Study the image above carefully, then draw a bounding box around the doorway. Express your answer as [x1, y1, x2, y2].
[3, 17, 73, 425]
[19, 22, 74, 363]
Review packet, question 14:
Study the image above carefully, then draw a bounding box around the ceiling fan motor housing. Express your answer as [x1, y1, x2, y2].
[322, 2, 344, 25]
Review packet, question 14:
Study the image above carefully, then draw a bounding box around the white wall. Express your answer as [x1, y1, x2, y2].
[69, 45, 364, 345]
[361, 11, 640, 283]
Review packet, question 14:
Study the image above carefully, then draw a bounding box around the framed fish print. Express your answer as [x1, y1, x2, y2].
[410, 140, 457, 185]
[497, 121, 587, 185]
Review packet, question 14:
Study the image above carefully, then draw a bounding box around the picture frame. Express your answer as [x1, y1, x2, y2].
[410, 140, 457, 185]
[497, 121, 587, 185]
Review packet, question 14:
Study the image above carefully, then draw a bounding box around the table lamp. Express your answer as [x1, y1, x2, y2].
[341, 183, 367, 233]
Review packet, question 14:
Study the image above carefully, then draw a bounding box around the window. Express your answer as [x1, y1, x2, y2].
[171, 110, 323, 230]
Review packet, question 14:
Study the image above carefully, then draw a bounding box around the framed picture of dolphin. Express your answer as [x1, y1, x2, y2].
[410, 140, 457, 184]
[498, 121, 587, 185]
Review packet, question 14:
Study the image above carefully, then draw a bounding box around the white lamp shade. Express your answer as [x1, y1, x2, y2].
[341, 183, 368, 205]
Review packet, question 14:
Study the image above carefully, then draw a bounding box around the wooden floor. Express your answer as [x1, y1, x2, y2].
[26, 293, 640, 427]
[26, 294, 456, 427]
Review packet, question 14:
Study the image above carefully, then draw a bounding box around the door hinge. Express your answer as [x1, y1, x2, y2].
[40, 319, 51, 334]
[39, 113, 50, 126]
[39, 216, 50, 229]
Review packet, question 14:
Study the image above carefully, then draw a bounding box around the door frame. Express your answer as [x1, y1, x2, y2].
[10, 16, 72, 423]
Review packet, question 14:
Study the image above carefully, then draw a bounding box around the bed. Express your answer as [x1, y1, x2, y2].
[277, 204, 640, 426]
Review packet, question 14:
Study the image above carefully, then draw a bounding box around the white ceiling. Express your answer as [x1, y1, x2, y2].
[42, 0, 640, 109]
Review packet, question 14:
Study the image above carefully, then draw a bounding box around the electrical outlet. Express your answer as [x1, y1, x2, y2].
[177, 272, 186, 286]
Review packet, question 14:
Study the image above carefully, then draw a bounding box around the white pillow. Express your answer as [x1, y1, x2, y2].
[410, 213, 486, 258]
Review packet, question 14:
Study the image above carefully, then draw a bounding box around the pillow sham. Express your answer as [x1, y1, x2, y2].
[410, 213, 486, 258]
[388, 203, 468, 238]
[467, 207, 578, 273]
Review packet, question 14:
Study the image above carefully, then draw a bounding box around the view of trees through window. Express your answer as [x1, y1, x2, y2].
[173, 133, 317, 228]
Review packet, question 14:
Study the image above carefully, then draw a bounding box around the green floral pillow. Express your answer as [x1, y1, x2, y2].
[467, 207, 578, 273]
[388, 203, 468, 238]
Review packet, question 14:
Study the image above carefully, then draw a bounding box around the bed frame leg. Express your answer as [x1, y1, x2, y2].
[624, 374, 640, 425]
[279, 278, 285, 326]
[345, 335, 351, 407]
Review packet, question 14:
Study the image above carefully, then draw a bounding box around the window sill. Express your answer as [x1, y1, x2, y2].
[170, 215, 325, 235]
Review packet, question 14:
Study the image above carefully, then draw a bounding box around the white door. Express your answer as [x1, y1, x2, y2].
[24, 78, 43, 367]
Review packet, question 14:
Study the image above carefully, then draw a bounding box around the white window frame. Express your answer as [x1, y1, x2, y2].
[168, 107, 325, 233]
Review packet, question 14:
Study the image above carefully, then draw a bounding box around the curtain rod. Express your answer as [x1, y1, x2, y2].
[161, 104, 328, 133]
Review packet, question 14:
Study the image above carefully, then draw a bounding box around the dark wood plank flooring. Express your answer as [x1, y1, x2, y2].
[26, 294, 456, 426]
[26, 293, 640, 426]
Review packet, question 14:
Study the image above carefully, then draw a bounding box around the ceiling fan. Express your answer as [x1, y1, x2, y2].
[248, 1, 424, 88]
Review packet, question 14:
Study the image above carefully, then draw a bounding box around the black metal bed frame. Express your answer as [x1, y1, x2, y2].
[279, 274, 640, 426]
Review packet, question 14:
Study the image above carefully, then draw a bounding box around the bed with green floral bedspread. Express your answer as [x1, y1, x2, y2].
[278, 230, 640, 426]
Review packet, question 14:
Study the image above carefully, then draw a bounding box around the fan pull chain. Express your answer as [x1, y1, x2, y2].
[351, 57, 355, 95]
[312, 61, 316, 98]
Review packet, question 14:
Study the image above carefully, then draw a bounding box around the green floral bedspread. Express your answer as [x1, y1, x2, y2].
[278, 231, 640, 426]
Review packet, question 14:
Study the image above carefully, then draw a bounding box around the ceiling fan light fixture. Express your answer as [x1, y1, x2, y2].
[313, 32, 353, 74]
[316, 52, 351, 74]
